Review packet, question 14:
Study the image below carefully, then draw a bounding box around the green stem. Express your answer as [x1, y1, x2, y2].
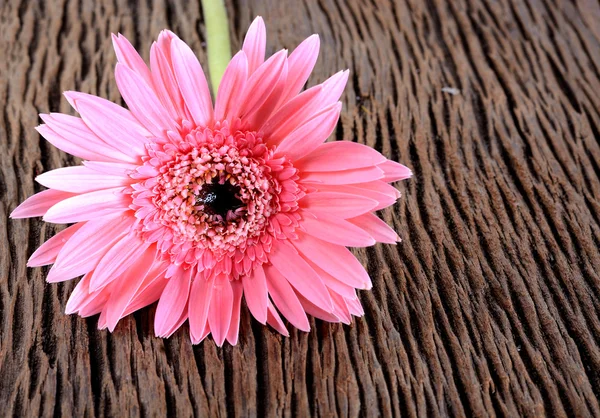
[201, 0, 232, 94]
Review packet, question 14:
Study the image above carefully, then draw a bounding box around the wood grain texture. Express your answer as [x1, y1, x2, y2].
[1, 0, 600, 416]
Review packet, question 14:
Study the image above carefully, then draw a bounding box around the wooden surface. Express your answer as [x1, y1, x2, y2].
[1, 0, 600, 416]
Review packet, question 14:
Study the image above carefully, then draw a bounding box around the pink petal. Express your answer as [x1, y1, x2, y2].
[300, 191, 378, 218]
[115, 63, 176, 137]
[269, 241, 334, 312]
[349, 213, 400, 244]
[242, 17, 266, 74]
[329, 291, 352, 324]
[36, 166, 131, 193]
[279, 34, 320, 105]
[320, 70, 349, 105]
[208, 276, 233, 346]
[65, 273, 92, 314]
[38, 116, 133, 163]
[316, 182, 398, 210]
[43, 187, 130, 224]
[170, 37, 213, 127]
[90, 233, 151, 291]
[242, 265, 268, 324]
[226, 280, 244, 345]
[150, 40, 188, 121]
[162, 302, 190, 338]
[261, 85, 322, 146]
[73, 96, 148, 156]
[27, 223, 84, 267]
[301, 211, 376, 247]
[63, 92, 151, 137]
[123, 263, 169, 316]
[154, 267, 192, 337]
[105, 245, 157, 331]
[214, 51, 248, 122]
[292, 232, 372, 289]
[83, 161, 138, 177]
[52, 214, 131, 269]
[266, 299, 289, 336]
[112, 33, 153, 87]
[264, 265, 310, 332]
[379, 160, 412, 182]
[300, 166, 384, 185]
[345, 297, 365, 316]
[275, 102, 341, 161]
[188, 273, 215, 342]
[237, 50, 287, 121]
[296, 292, 340, 323]
[10, 189, 76, 219]
[244, 59, 288, 130]
[305, 260, 358, 299]
[296, 141, 387, 172]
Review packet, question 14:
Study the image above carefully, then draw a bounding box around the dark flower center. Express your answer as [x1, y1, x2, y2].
[196, 182, 244, 218]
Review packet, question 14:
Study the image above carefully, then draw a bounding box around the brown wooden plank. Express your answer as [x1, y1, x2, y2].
[1, 0, 600, 416]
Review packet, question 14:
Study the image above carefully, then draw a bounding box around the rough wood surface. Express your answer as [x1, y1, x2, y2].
[1, 0, 600, 416]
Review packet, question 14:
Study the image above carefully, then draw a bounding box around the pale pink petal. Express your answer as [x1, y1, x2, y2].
[90, 233, 151, 291]
[242, 265, 268, 324]
[43, 187, 130, 224]
[191, 323, 211, 345]
[63, 91, 151, 137]
[237, 50, 287, 121]
[269, 241, 334, 312]
[296, 141, 386, 172]
[162, 302, 190, 338]
[214, 51, 248, 122]
[275, 102, 341, 161]
[279, 34, 319, 105]
[46, 256, 101, 284]
[154, 267, 192, 337]
[207, 276, 234, 346]
[73, 96, 148, 156]
[315, 182, 398, 210]
[83, 161, 138, 177]
[105, 245, 157, 331]
[379, 160, 412, 182]
[242, 17, 266, 74]
[261, 85, 322, 145]
[27, 223, 85, 267]
[301, 211, 376, 247]
[150, 40, 187, 121]
[170, 37, 213, 127]
[296, 293, 340, 323]
[225, 280, 244, 345]
[300, 192, 378, 218]
[112, 33, 153, 87]
[266, 300, 289, 336]
[188, 273, 215, 342]
[38, 115, 135, 163]
[300, 166, 385, 185]
[244, 59, 288, 129]
[349, 213, 400, 244]
[10, 189, 76, 219]
[115, 63, 177, 137]
[36, 166, 131, 193]
[329, 291, 352, 324]
[304, 259, 358, 299]
[345, 297, 365, 316]
[123, 263, 169, 316]
[292, 232, 372, 289]
[320, 70, 349, 105]
[52, 214, 132, 272]
[264, 265, 310, 332]
[65, 273, 92, 314]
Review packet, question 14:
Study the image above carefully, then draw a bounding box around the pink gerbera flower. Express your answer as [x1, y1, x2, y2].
[11, 17, 411, 346]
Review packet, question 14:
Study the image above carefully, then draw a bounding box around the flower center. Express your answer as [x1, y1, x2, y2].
[130, 122, 305, 278]
[195, 181, 243, 218]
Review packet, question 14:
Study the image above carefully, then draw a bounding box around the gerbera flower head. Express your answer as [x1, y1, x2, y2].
[11, 17, 412, 346]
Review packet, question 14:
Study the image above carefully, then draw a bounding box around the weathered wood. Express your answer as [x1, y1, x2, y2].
[1, 0, 600, 416]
